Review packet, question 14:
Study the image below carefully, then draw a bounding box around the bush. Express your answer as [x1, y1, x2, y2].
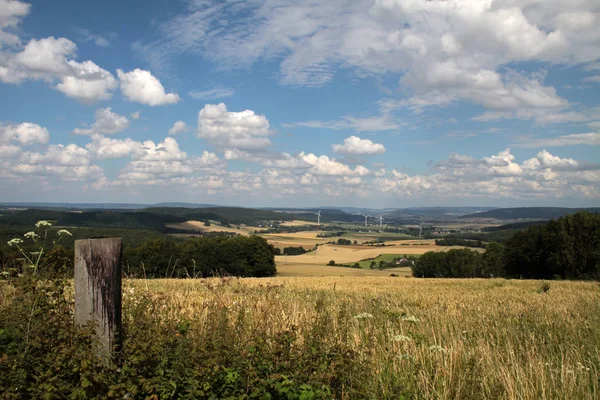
[0, 277, 367, 399]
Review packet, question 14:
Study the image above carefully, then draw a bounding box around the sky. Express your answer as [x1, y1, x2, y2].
[0, 0, 599, 208]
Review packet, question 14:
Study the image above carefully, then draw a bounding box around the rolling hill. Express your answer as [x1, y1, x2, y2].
[461, 207, 600, 220]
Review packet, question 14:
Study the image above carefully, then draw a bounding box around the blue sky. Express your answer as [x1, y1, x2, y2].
[0, 0, 599, 207]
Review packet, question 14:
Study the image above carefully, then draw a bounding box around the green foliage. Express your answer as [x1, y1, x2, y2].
[413, 249, 487, 278]
[415, 211, 600, 280]
[435, 238, 485, 248]
[124, 236, 277, 278]
[0, 277, 366, 399]
[282, 246, 307, 256]
[504, 211, 600, 280]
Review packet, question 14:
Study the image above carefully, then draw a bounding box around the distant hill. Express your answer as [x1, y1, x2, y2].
[0, 209, 182, 231]
[0, 206, 300, 231]
[142, 207, 298, 225]
[0, 202, 219, 210]
[262, 208, 364, 223]
[383, 207, 496, 222]
[461, 207, 600, 220]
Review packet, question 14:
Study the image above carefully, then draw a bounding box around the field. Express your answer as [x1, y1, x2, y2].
[2, 273, 599, 398]
[129, 278, 600, 398]
[167, 221, 262, 236]
[274, 241, 479, 276]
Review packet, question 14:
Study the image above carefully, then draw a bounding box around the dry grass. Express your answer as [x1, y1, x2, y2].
[128, 277, 600, 399]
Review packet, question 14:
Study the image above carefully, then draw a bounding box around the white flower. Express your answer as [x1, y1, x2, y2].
[0, 271, 9, 277]
[57, 229, 72, 236]
[24, 231, 40, 240]
[7, 238, 23, 246]
[429, 345, 447, 353]
[403, 315, 420, 323]
[393, 334, 412, 342]
[353, 312, 374, 319]
[35, 220, 52, 228]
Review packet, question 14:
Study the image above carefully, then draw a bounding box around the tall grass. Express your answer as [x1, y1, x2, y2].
[1, 276, 599, 398]
[129, 277, 600, 399]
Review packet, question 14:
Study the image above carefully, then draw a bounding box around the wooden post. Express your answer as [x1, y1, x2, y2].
[74, 238, 122, 363]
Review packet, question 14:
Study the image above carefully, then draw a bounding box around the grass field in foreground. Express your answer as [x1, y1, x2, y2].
[129, 277, 600, 399]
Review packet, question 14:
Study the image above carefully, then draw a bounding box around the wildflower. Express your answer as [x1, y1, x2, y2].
[393, 334, 412, 342]
[7, 238, 23, 246]
[35, 220, 52, 228]
[57, 229, 72, 236]
[403, 315, 419, 323]
[24, 231, 40, 240]
[353, 312, 374, 319]
[429, 345, 447, 353]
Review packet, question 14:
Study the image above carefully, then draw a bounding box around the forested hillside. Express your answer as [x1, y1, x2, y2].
[461, 207, 600, 220]
[414, 211, 600, 280]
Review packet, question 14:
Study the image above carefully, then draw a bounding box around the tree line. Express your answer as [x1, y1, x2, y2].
[1, 235, 277, 278]
[414, 211, 600, 280]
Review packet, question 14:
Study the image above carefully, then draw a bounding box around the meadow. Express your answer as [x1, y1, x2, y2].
[127, 277, 600, 399]
[4, 276, 597, 399]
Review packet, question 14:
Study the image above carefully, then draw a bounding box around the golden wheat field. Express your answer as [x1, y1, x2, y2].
[128, 277, 600, 399]
[274, 242, 480, 275]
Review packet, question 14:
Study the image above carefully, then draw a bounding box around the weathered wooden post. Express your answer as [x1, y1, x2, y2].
[74, 238, 122, 363]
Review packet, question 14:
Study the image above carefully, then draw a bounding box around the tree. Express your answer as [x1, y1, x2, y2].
[328, 260, 336, 266]
[480, 242, 505, 277]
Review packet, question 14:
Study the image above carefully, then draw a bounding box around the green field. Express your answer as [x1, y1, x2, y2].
[346, 253, 420, 269]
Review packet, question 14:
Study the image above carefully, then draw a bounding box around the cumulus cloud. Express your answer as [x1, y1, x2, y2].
[117, 68, 180, 106]
[0, 36, 117, 102]
[0, 122, 49, 145]
[168, 121, 187, 135]
[299, 152, 370, 176]
[197, 103, 273, 150]
[72, 107, 129, 135]
[332, 136, 386, 155]
[85, 134, 141, 159]
[0, 0, 30, 47]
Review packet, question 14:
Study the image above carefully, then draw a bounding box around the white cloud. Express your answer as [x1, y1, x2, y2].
[133, 137, 186, 161]
[332, 136, 386, 155]
[20, 143, 91, 166]
[291, 113, 400, 132]
[583, 75, 600, 83]
[72, 107, 129, 135]
[168, 120, 187, 135]
[136, 0, 599, 116]
[117, 68, 180, 106]
[75, 28, 111, 47]
[516, 132, 600, 148]
[85, 134, 141, 159]
[197, 103, 273, 150]
[0, 0, 30, 47]
[130, 111, 141, 120]
[0, 36, 117, 102]
[299, 152, 369, 176]
[0, 122, 49, 145]
[189, 87, 235, 100]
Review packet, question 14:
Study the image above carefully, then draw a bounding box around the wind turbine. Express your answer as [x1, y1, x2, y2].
[361, 214, 370, 227]
[419, 222, 424, 238]
[316, 210, 322, 225]
[378, 215, 384, 229]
